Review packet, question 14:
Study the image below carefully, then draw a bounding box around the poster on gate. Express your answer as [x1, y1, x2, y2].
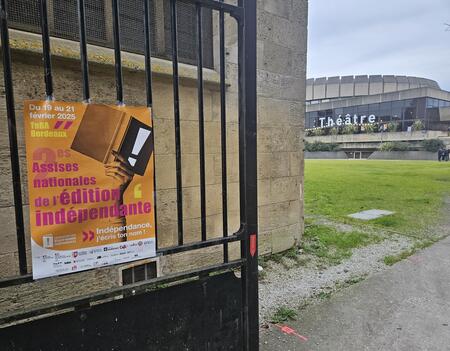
[23, 101, 157, 279]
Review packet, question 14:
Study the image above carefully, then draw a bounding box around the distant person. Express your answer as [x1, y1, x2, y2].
[445, 149, 450, 162]
[438, 147, 444, 162]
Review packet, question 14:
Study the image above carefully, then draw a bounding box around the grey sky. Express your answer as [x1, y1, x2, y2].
[307, 0, 450, 90]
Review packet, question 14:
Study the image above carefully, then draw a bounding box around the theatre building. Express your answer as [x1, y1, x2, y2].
[305, 75, 450, 158]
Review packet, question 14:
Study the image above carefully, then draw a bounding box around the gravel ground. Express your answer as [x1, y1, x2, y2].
[259, 233, 415, 320]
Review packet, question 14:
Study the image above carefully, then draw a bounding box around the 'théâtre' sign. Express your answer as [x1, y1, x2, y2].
[316, 114, 377, 128]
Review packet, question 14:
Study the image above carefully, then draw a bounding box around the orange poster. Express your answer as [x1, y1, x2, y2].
[24, 101, 156, 279]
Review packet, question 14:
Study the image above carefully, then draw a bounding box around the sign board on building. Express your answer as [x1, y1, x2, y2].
[24, 101, 156, 279]
[316, 114, 378, 128]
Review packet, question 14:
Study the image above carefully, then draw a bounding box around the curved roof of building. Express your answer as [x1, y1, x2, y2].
[306, 75, 440, 102]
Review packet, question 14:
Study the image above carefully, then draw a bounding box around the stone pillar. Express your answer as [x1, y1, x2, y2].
[256, 0, 308, 254]
[217, 0, 308, 255]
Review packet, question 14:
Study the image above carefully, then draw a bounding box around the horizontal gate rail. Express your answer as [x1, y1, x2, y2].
[0, 229, 245, 288]
[157, 230, 243, 256]
[181, 0, 244, 18]
[0, 274, 33, 289]
[0, 259, 245, 327]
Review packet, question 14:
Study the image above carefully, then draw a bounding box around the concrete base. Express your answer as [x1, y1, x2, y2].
[348, 209, 394, 220]
[369, 151, 437, 160]
[305, 151, 348, 159]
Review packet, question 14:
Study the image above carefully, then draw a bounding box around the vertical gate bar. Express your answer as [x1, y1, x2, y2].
[111, 0, 124, 104]
[143, 0, 153, 107]
[244, 0, 259, 347]
[77, 0, 90, 102]
[170, 0, 183, 245]
[0, 0, 28, 275]
[39, 0, 53, 100]
[237, 12, 248, 349]
[196, 4, 207, 242]
[238, 0, 259, 348]
[143, 0, 159, 251]
[219, 6, 228, 262]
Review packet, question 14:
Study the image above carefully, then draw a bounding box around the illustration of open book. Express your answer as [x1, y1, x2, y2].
[71, 104, 153, 176]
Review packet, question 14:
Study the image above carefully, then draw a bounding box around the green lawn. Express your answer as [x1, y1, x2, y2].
[305, 160, 450, 235]
[302, 224, 382, 264]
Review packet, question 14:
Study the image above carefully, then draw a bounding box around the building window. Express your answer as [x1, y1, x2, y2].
[7, 0, 214, 68]
[343, 106, 355, 116]
[121, 261, 157, 285]
[356, 104, 368, 115]
[52, 0, 108, 42]
[426, 98, 439, 108]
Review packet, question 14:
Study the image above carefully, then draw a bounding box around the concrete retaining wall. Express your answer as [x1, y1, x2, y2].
[305, 151, 439, 161]
[305, 152, 348, 159]
[306, 130, 448, 144]
[368, 151, 437, 160]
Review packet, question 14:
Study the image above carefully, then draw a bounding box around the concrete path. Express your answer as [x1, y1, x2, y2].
[260, 236, 450, 351]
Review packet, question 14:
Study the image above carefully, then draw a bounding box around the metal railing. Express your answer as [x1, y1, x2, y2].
[0, 0, 258, 349]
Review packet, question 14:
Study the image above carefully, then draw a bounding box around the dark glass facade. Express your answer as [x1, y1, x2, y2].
[306, 97, 450, 131]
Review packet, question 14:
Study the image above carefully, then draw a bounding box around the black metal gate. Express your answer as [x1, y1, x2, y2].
[0, 0, 258, 349]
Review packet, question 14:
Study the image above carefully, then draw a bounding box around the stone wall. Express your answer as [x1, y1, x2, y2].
[255, 0, 308, 253]
[0, 0, 307, 314]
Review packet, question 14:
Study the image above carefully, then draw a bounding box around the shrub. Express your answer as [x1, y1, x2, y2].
[420, 139, 445, 152]
[379, 141, 410, 152]
[379, 142, 394, 152]
[342, 124, 356, 134]
[305, 129, 314, 137]
[271, 307, 297, 323]
[312, 128, 324, 136]
[363, 123, 376, 133]
[387, 122, 399, 132]
[393, 142, 410, 151]
[329, 127, 339, 135]
[305, 141, 340, 152]
[326, 143, 340, 151]
[412, 120, 425, 131]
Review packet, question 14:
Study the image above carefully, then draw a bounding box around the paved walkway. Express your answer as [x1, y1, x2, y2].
[260, 236, 450, 351]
